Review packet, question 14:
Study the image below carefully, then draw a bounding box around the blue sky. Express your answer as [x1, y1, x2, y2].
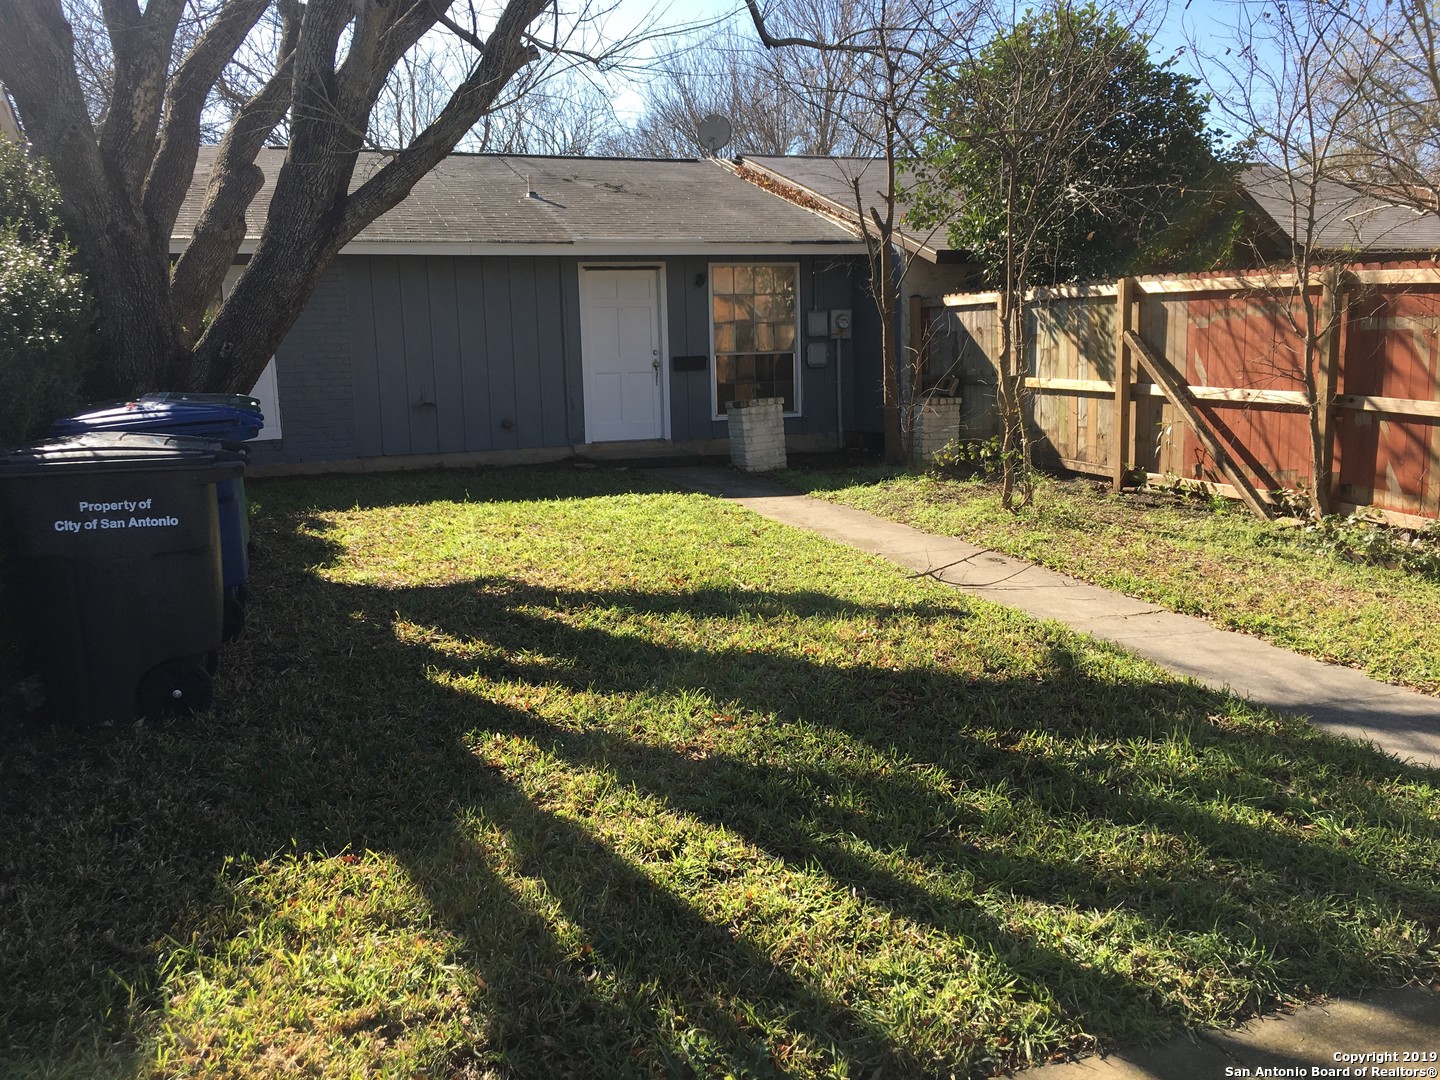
[594, 0, 1271, 127]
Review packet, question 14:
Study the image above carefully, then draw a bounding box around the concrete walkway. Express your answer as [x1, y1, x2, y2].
[1030, 986, 1440, 1078]
[660, 467, 1440, 1072]
[663, 467, 1440, 770]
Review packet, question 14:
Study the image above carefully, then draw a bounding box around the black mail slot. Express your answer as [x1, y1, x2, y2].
[672, 355, 708, 372]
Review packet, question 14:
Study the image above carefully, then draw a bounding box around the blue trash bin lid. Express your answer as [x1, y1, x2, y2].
[0, 432, 246, 477]
[51, 399, 265, 442]
[141, 392, 263, 413]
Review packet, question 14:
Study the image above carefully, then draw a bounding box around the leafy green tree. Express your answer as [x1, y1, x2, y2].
[0, 139, 95, 447]
[907, 1, 1233, 509]
[912, 1, 1234, 287]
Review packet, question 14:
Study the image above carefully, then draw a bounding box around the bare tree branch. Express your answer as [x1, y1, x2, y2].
[97, 0, 188, 197]
[339, 0, 550, 238]
[170, 2, 301, 345]
[142, 0, 273, 238]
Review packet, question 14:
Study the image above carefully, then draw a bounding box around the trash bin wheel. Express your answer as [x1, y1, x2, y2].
[137, 657, 214, 718]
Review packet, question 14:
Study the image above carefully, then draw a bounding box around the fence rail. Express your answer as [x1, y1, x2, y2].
[921, 263, 1440, 524]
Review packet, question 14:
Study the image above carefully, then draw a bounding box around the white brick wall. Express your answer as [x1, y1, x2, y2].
[911, 395, 963, 466]
[727, 398, 788, 472]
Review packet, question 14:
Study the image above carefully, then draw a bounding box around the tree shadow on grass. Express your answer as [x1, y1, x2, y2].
[1, 492, 1437, 1078]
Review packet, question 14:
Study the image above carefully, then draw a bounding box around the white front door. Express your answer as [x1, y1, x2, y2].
[579, 267, 664, 442]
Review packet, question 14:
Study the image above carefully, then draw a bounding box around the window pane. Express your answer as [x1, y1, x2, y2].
[711, 265, 799, 416]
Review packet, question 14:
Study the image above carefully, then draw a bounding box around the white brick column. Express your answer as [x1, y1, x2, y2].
[911, 395, 963, 466]
[727, 398, 788, 472]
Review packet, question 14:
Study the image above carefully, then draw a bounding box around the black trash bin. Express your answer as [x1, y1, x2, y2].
[0, 432, 245, 725]
[51, 396, 263, 640]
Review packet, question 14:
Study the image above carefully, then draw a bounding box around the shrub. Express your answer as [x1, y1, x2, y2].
[1295, 513, 1440, 580]
[929, 436, 1006, 481]
[0, 138, 65, 246]
[0, 140, 94, 447]
[0, 229, 94, 446]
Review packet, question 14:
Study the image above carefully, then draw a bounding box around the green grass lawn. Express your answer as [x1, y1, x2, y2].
[780, 467, 1440, 696]
[1, 466, 1437, 1079]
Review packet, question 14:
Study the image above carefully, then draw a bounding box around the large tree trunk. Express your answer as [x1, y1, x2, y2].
[75, 224, 183, 396]
[2, 0, 553, 399]
[187, 147, 357, 392]
[0, 0, 183, 393]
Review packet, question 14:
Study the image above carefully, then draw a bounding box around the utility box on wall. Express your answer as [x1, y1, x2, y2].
[808, 310, 854, 339]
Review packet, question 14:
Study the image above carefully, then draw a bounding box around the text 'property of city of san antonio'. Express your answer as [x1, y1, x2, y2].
[54, 499, 180, 533]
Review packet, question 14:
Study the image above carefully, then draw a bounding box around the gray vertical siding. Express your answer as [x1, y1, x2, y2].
[246, 263, 357, 469]
[427, 257, 466, 453]
[328, 254, 581, 463]
[481, 260, 519, 451]
[370, 257, 412, 455]
[663, 253, 881, 443]
[259, 250, 882, 466]
[559, 258, 585, 444]
[508, 259, 545, 449]
[398, 257, 439, 455]
[533, 258, 570, 446]
[454, 257, 490, 450]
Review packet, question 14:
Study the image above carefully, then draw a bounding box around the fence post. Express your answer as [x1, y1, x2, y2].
[1112, 277, 1135, 492]
[1317, 267, 1345, 512]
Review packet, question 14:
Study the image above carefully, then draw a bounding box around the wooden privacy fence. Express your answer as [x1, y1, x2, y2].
[921, 263, 1440, 525]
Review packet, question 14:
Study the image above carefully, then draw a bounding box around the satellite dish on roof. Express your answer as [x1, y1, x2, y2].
[696, 114, 732, 156]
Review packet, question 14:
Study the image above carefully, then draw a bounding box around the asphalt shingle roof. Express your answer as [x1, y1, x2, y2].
[744, 157, 1440, 259]
[1242, 164, 1440, 254]
[173, 148, 863, 248]
[735, 155, 958, 256]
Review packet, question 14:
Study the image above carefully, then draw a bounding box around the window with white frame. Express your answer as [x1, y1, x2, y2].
[711, 263, 799, 416]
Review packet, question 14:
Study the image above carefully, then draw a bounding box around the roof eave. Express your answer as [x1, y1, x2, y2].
[726, 156, 947, 264]
[169, 237, 870, 257]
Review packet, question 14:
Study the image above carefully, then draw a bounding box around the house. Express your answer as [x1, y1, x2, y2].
[723, 156, 983, 438]
[728, 154, 977, 362]
[728, 155, 974, 280]
[175, 151, 884, 473]
[1238, 164, 1440, 261]
[197, 152, 1431, 476]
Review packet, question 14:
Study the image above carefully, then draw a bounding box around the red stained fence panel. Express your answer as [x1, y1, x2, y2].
[939, 261, 1440, 522]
